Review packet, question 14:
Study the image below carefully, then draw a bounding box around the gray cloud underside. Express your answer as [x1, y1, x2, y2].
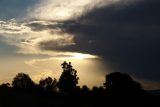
[27, 0, 160, 82]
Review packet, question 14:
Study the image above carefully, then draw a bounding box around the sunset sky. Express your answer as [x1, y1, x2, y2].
[0, 0, 160, 89]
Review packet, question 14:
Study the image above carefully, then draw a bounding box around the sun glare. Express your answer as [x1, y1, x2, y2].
[54, 53, 98, 60]
[72, 53, 98, 60]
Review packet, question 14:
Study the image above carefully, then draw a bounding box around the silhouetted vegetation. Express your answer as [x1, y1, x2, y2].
[12, 73, 35, 91]
[39, 77, 57, 93]
[104, 72, 144, 96]
[57, 61, 79, 94]
[0, 61, 159, 107]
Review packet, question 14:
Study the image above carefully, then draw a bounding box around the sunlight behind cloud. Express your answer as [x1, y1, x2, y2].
[28, 0, 122, 21]
[45, 52, 99, 60]
[0, 0, 135, 57]
[72, 53, 98, 60]
[0, 19, 100, 61]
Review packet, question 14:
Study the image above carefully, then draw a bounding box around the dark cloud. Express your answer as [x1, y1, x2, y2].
[26, 21, 63, 31]
[39, 0, 160, 83]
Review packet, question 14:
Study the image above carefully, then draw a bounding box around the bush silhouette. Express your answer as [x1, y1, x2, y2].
[82, 85, 90, 93]
[57, 61, 79, 94]
[0, 83, 10, 88]
[104, 72, 143, 96]
[12, 73, 34, 90]
[39, 77, 57, 93]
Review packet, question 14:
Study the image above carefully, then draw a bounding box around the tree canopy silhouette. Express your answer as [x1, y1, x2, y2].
[39, 77, 57, 92]
[57, 61, 79, 94]
[104, 72, 143, 96]
[12, 73, 34, 90]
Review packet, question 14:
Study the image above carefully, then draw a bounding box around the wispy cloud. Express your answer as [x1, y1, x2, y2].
[0, 19, 75, 54]
[0, 19, 99, 59]
[0, 19, 29, 34]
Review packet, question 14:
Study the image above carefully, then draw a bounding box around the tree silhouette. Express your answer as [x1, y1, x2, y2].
[0, 83, 10, 88]
[57, 61, 79, 94]
[82, 85, 90, 93]
[104, 72, 143, 96]
[39, 77, 57, 93]
[12, 73, 34, 90]
[0, 63, 159, 107]
[0, 83, 10, 91]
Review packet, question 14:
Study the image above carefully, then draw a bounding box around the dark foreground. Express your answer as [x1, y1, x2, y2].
[0, 88, 160, 107]
[0, 63, 160, 107]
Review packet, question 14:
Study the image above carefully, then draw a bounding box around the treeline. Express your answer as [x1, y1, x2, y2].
[0, 61, 159, 107]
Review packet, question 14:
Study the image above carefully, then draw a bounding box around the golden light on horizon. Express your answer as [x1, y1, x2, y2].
[55, 53, 99, 60]
[22, 55, 107, 88]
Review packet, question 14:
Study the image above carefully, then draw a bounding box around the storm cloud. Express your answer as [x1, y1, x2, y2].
[35, 0, 160, 82]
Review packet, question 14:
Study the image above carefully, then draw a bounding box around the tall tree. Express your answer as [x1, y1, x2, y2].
[57, 61, 79, 94]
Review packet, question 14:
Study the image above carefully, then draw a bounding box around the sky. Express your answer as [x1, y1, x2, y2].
[0, 0, 160, 89]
